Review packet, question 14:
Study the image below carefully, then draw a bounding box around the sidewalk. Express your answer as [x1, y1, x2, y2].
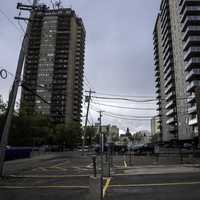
[114, 164, 200, 176]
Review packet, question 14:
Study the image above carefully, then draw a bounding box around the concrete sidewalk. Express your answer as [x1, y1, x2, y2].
[114, 164, 200, 176]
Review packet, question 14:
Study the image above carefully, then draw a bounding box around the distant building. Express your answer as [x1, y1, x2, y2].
[20, 7, 85, 125]
[151, 116, 161, 141]
[133, 131, 151, 145]
[94, 124, 119, 142]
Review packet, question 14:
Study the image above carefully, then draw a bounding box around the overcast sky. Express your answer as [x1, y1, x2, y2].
[0, 0, 161, 133]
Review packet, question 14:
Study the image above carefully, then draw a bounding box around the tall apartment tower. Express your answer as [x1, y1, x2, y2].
[180, 0, 200, 140]
[153, 0, 193, 143]
[21, 7, 85, 124]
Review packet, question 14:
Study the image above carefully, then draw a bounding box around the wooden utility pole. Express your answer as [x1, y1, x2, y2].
[82, 90, 95, 155]
[0, 0, 39, 177]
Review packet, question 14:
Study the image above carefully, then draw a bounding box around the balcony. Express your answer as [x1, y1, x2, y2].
[155, 70, 160, 77]
[187, 94, 196, 103]
[155, 81, 160, 88]
[163, 59, 173, 73]
[164, 75, 172, 87]
[179, 0, 184, 6]
[164, 67, 172, 80]
[153, 36, 158, 46]
[183, 26, 200, 42]
[156, 87, 161, 94]
[189, 116, 198, 126]
[182, 16, 200, 32]
[155, 63, 159, 71]
[156, 100, 161, 106]
[156, 106, 162, 111]
[188, 104, 197, 114]
[165, 83, 173, 95]
[186, 80, 200, 92]
[156, 93, 161, 100]
[185, 57, 200, 71]
[186, 68, 200, 81]
[184, 47, 200, 61]
[155, 74, 160, 81]
[161, 13, 170, 30]
[161, 4, 168, 22]
[166, 108, 176, 116]
[181, 7, 200, 23]
[162, 29, 170, 45]
[160, 0, 167, 12]
[183, 36, 200, 51]
[179, 0, 193, 14]
[166, 91, 175, 101]
[166, 117, 175, 125]
[162, 35, 171, 50]
[165, 100, 175, 109]
[163, 43, 172, 56]
[161, 22, 171, 38]
[163, 52, 172, 66]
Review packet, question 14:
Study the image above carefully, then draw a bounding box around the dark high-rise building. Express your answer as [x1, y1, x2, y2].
[21, 7, 85, 124]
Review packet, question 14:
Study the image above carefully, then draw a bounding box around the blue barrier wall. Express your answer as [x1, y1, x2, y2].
[5, 148, 32, 161]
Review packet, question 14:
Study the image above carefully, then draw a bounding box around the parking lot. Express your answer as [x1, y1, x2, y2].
[0, 151, 200, 199]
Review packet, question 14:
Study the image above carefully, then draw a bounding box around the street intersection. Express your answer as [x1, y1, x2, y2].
[0, 152, 200, 200]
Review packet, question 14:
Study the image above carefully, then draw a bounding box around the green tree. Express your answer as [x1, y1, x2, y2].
[8, 112, 51, 146]
[53, 121, 82, 149]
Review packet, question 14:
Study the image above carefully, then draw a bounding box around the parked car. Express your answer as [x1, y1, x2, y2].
[131, 144, 154, 154]
[183, 143, 193, 150]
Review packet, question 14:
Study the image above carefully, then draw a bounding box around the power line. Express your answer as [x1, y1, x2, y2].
[91, 101, 156, 110]
[84, 75, 94, 90]
[91, 95, 194, 103]
[90, 105, 154, 118]
[95, 91, 155, 98]
[91, 96, 156, 103]
[102, 112, 152, 121]
[103, 111, 154, 119]
[0, 8, 22, 33]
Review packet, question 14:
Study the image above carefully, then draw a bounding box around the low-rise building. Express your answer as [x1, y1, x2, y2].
[151, 116, 161, 142]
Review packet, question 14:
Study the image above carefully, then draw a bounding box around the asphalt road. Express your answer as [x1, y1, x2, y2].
[1, 152, 200, 200]
[105, 173, 200, 200]
[0, 152, 93, 200]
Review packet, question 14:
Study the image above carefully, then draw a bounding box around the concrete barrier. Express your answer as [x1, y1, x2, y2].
[89, 175, 101, 200]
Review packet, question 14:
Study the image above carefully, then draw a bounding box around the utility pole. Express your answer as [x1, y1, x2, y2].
[82, 90, 95, 155]
[195, 87, 200, 148]
[98, 111, 103, 200]
[0, 1, 39, 177]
